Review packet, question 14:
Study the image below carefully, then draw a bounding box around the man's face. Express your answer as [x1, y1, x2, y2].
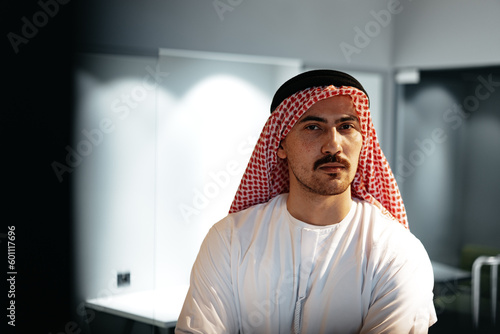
[277, 95, 363, 197]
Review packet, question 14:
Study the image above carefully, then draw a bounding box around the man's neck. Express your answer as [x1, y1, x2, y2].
[286, 188, 353, 226]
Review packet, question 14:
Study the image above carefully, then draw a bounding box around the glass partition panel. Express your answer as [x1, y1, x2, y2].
[74, 49, 301, 330]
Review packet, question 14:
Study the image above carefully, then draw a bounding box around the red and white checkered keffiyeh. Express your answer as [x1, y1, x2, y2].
[229, 85, 408, 229]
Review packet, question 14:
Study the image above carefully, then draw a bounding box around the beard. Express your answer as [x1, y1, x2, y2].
[289, 154, 354, 196]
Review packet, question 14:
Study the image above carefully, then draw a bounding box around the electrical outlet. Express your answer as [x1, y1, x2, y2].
[117, 272, 130, 287]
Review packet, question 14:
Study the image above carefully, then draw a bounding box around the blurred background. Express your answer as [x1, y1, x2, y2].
[4, 0, 500, 333]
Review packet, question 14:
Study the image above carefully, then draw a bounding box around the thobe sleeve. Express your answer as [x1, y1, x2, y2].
[175, 225, 239, 334]
[360, 235, 437, 334]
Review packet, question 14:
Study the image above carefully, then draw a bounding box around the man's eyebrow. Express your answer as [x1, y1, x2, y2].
[298, 114, 359, 124]
[335, 115, 359, 124]
[298, 115, 327, 124]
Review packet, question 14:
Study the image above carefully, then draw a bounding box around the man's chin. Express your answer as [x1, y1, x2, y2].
[309, 180, 351, 197]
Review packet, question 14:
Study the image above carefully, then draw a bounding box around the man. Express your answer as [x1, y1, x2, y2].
[176, 70, 437, 333]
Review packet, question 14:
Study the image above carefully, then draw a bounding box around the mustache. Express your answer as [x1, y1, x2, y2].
[313, 154, 351, 170]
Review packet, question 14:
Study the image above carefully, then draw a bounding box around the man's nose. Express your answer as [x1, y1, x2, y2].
[321, 128, 342, 155]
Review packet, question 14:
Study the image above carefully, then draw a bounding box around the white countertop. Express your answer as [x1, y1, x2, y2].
[431, 261, 471, 282]
[85, 285, 189, 328]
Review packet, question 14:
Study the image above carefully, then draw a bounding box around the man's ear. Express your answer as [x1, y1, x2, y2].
[277, 140, 287, 159]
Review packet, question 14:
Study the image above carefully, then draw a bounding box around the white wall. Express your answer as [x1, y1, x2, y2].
[153, 50, 301, 289]
[77, 1, 500, 70]
[74, 53, 158, 300]
[393, 0, 500, 69]
[76, 0, 396, 70]
[74, 51, 301, 306]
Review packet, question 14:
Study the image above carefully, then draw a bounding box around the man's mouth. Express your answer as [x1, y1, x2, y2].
[318, 163, 346, 173]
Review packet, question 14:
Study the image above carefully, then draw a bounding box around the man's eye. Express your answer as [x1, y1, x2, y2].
[305, 124, 321, 130]
[339, 124, 355, 130]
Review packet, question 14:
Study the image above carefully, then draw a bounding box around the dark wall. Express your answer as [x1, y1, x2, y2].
[4, 0, 75, 332]
[397, 67, 500, 265]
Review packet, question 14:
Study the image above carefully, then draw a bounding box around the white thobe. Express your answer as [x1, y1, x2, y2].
[176, 194, 437, 333]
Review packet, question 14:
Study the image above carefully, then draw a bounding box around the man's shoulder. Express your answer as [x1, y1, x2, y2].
[353, 198, 406, 231]
[353, 198, 424, 255]
[214, 194, 287, 232]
